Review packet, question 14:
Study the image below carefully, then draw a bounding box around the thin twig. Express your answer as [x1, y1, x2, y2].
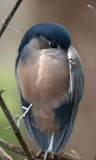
[0, 138, 31, 157]
[71, 150, 83, 160]
[87, 5, 96, 15]
[0, 89, 6, 94]
[0, 92, 34, 160]
[0, 147, 13, 160]
[2, 21, 19, 33]
[0, 0, 23, 38]
[0, 138, 79, 160]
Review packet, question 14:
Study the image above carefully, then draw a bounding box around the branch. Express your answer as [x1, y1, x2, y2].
[0, 0, 23, 38]
[87, 5, 96, 15]
[0, 147, 13, 160]
[0, 138, 80, 160]
[0, 138, 27, 157]
[0, 90, 34, 160]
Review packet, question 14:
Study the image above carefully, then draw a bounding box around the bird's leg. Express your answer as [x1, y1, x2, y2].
[36, 149, 43, 157]
[44, 132, 54, 160]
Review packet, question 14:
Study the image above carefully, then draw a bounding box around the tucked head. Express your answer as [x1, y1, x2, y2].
[18, 22, 71, 53]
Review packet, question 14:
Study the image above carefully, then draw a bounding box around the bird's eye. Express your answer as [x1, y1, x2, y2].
[49, 42, 58, 49]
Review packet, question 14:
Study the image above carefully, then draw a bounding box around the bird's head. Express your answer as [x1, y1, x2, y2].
[19, 22, 71, 53]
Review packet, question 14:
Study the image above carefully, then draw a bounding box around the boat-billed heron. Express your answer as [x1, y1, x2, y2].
[15, 22, 84, 160]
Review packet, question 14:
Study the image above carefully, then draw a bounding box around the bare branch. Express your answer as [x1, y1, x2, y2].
[0, 91, 34, 160]
[71, 150, 83, 160]
[2, 21, 19, 33]
[0, 147, 13, 160]
[0, 89, 6, 94]
[0, 0, 23, 38]
[87, 5, 96, 15]
[0, 138, 28, 157]
[0, 138, 80, 160]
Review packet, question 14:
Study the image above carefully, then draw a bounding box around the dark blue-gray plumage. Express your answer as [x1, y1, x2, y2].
[15, 22, 84, 159]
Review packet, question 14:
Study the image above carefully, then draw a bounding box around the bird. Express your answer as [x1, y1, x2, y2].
[15, 22, 84, 160]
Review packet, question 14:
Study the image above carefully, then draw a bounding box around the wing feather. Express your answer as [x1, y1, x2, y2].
[53, 46, 84, 152]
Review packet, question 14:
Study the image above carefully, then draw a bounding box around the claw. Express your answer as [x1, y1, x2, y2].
[44, 151, 54, 160]
[44, 150, 48, 160]
[36, 149, 43, 157]
[51, 152, 54, 159]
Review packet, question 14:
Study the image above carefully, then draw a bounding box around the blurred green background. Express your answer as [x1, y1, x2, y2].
[0, 0, 96, 160]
